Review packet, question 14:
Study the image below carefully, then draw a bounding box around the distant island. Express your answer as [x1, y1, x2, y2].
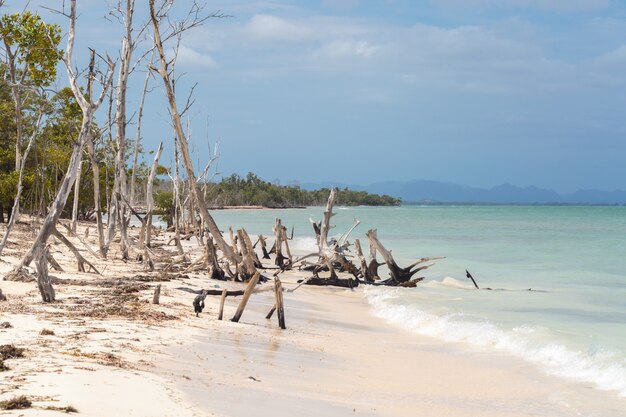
[301, 180, 626, 205]
[154, 173, 401, 215]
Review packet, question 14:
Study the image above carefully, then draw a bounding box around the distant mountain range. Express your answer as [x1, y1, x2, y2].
[299, 180, 626, 205]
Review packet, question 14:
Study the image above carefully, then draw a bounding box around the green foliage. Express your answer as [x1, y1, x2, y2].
[153, 191, 174, 227]
[0, 11, 62, 86]
[202, 172, 401, 207]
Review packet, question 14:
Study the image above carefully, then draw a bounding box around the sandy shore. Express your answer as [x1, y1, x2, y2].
[1, 219, 625, 416]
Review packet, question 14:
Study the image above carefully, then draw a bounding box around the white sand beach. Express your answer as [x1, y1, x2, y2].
[1, 220, 625, 416]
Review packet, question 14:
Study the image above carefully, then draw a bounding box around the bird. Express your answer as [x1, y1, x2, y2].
[193, 290, 208, 316]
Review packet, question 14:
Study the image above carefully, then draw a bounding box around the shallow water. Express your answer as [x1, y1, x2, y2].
[166, 205, 626, 397]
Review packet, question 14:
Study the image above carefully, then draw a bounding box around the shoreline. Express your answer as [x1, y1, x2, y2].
[155, 275, 626, 417]
[1, 219, 625, 416]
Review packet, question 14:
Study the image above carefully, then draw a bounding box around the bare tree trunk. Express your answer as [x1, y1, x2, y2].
[0, 110, 43, 257]
[83, 48, 106, 257]
[145, 141, 163, 248]
[17, 0, 114, 269]
[129, 65, 151, 206]
[86, 133, 106, 256]
[149, 0, 241, 265]
[35, 245, 55, 303]
[70, 157, 83, 233]
[172, 137, 184, 255]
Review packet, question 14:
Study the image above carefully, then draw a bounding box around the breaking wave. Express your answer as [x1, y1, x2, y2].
[365, 287, 626, 397]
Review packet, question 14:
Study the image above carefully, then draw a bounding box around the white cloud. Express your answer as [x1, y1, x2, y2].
[313, 39, 379, 60]
[432, 0, 609, 12]
[243, 14, 311, 42]
[173, 46, 218, 69]
[182, 11, 626, 95]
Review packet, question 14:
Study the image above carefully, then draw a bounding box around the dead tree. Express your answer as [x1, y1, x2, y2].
[0, 109, 43, 257]
[17, 0, 115, 270]
[144, 141, 163, 248]
[205, 236, 225, 280]
[106, 0, 143, 260]
[273, 218, 290, 268]
[366, 229, 443, 286]
[149, 0, 242, 267]
[129, 61, 152, 207]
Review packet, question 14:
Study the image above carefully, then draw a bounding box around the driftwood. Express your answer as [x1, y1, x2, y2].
[354, 239, 374, 282]
[366, 229, 442, 285]
[240, 229, 263, 269]
[206, 236, 225, 280]
[272, 218, 290, 268]
[217, 288, 227, 320]
[231, 271, 260, 322]
[254, 235, 271, 259]
[52, 228, 101, 274]
[466, 270, 480, 289]
[304, 276, 359, 289]
[0, 287, 6, 301]
[236, 229, 258, 281]
[265, 304, 276, 320]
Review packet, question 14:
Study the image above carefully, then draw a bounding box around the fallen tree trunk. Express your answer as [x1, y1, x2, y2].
[303, 276, 359, 289]
[366, 229, 442, 285]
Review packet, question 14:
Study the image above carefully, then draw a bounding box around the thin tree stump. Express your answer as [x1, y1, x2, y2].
[231, 271, 260, 323]
[274, 277, 286, 329]
[217, 288, 227, 320]
[152, 284, 161, 304]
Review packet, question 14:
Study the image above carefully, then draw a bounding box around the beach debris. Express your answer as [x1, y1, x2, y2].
[0, 322, 12, 329]
[44, 405, 78, 413]
[248, 376, 261, 382]
[0, 287, 6, 301]
[0, 344, 25, 360]
[465, 270, 480, 290]
[40, 328, 55, 336]
[0, 395, 31, 410]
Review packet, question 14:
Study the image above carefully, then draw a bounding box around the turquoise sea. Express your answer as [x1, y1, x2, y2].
[200, 205, 626, 397]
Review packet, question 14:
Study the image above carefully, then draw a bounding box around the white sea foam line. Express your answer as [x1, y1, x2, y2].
[364, 287, 626, 397]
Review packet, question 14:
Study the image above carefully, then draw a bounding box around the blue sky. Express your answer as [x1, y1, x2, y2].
[7, 0, 626, 192]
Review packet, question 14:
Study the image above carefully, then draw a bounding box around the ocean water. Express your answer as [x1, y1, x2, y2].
[199, 205, 626, 397]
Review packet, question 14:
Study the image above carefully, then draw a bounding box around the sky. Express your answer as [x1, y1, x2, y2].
[5, 0, 626, 193]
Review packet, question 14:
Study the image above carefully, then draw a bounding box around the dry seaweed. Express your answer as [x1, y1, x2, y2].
[0, 395, 31, 410]
[0, 344, 25, 360]
[45, 405, 78, 413]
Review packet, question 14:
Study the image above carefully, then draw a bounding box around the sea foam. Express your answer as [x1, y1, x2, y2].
[365, 287, 626, 397]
